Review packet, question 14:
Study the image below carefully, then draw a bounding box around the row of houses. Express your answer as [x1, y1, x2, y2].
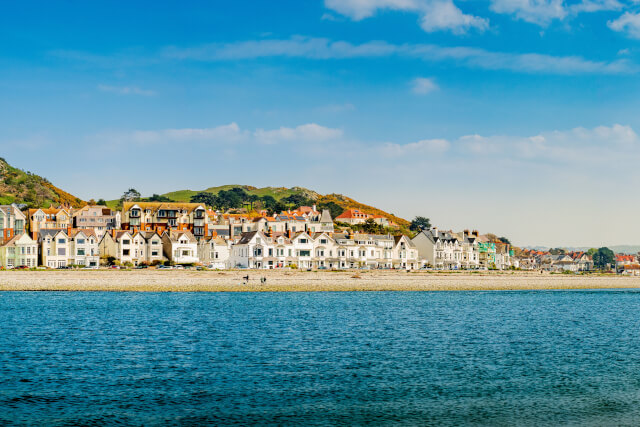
[515, 249, 595, 272]
[2, 201, 636, 272]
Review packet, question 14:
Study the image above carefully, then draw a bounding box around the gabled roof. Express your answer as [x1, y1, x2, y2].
[68, 229, 97, 239]
[123, 202, 205, 214]
[164, 229, 197, 243]
[237, 231, 259, 245]
[38, 229, 68, 241]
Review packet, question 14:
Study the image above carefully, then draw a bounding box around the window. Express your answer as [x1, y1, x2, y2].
[151, 251, 158, 256]
[181, 250, 190, 256]
[298, 250, 310, 257]
[77, 239, 85, 244]
[299, 238, 308, 243]
[122, 240, 130, 245]
[123, 249, 130, 256]
[77, 249, 85, 256]
[58, 238, 65, 244]
[320, 239, 327, 244]
[58, 248, 66, 256]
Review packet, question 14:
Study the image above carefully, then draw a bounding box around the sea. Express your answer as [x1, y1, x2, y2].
[2, 290, 640, 425]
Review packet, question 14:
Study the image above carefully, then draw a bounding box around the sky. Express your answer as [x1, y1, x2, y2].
[2, 0, 640, 247]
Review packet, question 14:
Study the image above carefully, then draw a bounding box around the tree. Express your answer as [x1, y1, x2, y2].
[498, 236, 511, 245]
[282, 194, 313, 209]
[96, 199, 107, 206]
[190, 192, 218, 207]
[120, 188, 141, 203]
[549, 248, 566, 255]
[410, 216, 431, 232]
[361, 218, 384, 234]
[216, 190, 243, 210]
[148, 194, 173, 202]
[586, 248, 598, 256]
[318, 201, 344, 219]
[260, 195, 277, 212]
[88, 199, 96, 205]
[593, 247, 615, 270]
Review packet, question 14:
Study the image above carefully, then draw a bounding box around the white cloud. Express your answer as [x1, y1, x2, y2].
[316, 103, 357, 113]
[569, 0, 623, 13]
[380, 124, 640, 163]
[324, 0, 488, 34]
[383, 138, 450, 155]
[161, 37, 634, 75]
[420, 1, 489, 33]
[411, 77, 439, 94]
[608, 12, 640, 38]
[97, 84, 156, 96]
[254, 123, 343, 145]
[456, 124, 640, 161]
[489, 0, 566, 26]
[489, 0, 623, 26]
[102, 123, 248, 146]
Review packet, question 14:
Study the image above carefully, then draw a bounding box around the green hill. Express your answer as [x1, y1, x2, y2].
[162, 185, 409, 227]
[163, 185, 320, 204]
[107, 184, 409, 228]
[0, 158, 85, 208]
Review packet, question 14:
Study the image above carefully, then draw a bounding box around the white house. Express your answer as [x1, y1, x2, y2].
[68, 229, 99, 267]
[198, 235, 231, 269]
[39, 229, 71, 268]
[162, 230, 199, 264]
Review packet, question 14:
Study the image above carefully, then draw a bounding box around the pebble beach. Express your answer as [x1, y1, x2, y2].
[1, 270, 639, 292]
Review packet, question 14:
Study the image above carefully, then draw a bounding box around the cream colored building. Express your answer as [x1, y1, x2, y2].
[0, 233, 37, 268]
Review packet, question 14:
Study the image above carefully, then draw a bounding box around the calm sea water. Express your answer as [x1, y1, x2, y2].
[2, 291, 640, 425]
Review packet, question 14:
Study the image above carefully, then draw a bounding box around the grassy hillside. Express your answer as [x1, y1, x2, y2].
[107, 184, 409, 226]
[318, 194, 411, 227]
[161, 185, 407, 225]
[0, 158, 85, 208]
[163, 185, 320, 203]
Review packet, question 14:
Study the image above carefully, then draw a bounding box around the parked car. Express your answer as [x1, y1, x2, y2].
[135, 265, 148, 269]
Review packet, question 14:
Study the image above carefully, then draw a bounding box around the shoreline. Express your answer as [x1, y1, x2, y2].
[1, 270, 640, 292]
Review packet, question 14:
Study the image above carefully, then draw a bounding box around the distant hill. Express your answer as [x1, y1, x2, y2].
[0, 158, 85, 208]
[160, 185, 410, 227]
[524, 245, 640, 254]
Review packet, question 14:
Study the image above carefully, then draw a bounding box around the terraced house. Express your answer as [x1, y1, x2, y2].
[0, 233, 37, 268]
[72, 205, 120, 238]
[99, 230, 164, 266]
[121, 202, 207, 239]
[230, 230, 419, 270]
[28, 207, 72, 239]
[0, 204, 27, 243]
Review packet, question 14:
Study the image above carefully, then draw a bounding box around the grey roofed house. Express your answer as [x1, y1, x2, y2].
[237, 231, 259, 245]
[163, 229, 197, 243]
[37, 229, 65, 242]
[394, 235, 417, 248]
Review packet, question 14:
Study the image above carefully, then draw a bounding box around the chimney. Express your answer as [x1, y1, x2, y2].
[312, 204, 317, 212]
[432, 226, 438, 237]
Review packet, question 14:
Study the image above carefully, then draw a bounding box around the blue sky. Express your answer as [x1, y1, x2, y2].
[2, 0, 640, 246]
